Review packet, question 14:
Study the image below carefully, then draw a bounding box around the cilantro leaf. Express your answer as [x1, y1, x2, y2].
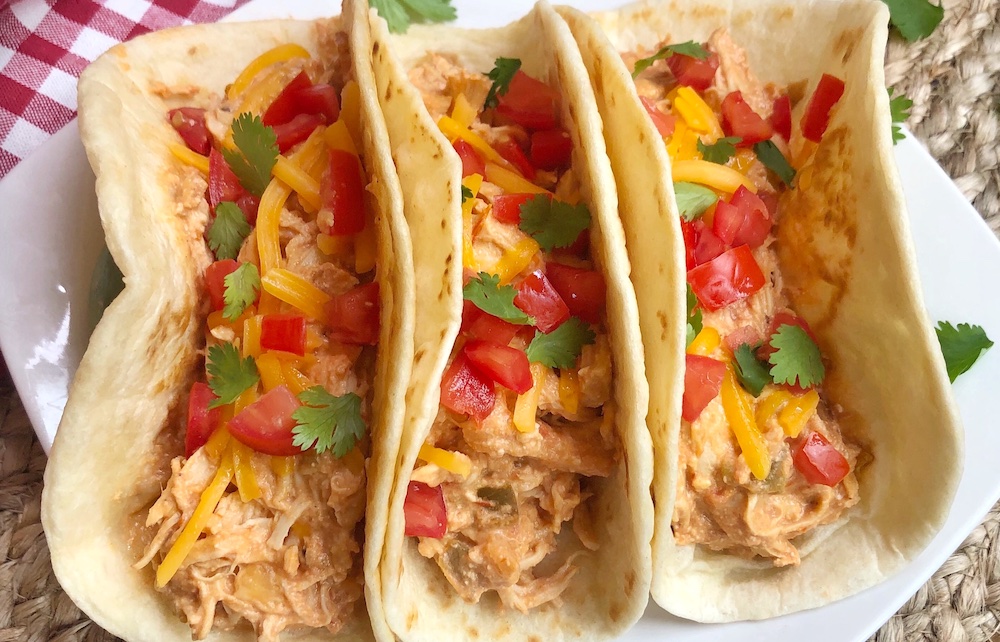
[206, 342, 259, 408]
[674, 182, 717, 222]
[882, 0, 944, 42]
[686, 283, 703, 347]
[221, 113, 278, 197]
[768, 324, 825, 388]
[518, 195, 591, 252]
[462, 185, 473, 202]
[463, 272, 533, 325]
[697, 136, 742, 165]
[223, 262, 260, 321]
[292, 387, 366, 457]
[370, 0, 456, 33]
[733, 343, 771, 396]
[484, 57, 521, 109]
[753, 140, 796, 187]
[888, 87, 912, 144]
[935, 321, 993, 383]
[525, 317, 596, 369]
[207, 202, 251, 261]
[632, 41, 709, 78]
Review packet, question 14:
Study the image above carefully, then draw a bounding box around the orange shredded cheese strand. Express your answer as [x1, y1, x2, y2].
[203, 424, 231, 461]
[281, 362, 314, 395]
[462, 173, 484, 270]
[355, 224, 377, 274]
[271, 455, 295, 477]
[228, 44, 310, 99]
[491, 237, 540, 285]
[671, 86, 724, 139]
[778, 389, 820, 437]
[485, 163, 550, 195]
[317, 232, 352, 257]
[437, 116, 507, 167]
[256, 352, 286, 392]
[155, 452, 234, 587]
[273, 156, 322, 211]
[418, 443, 472, 477]
[755, 390, 794, 427]
[672, 159, 757, 194]
[558, 368, 580, 415]
[687, 326, 721, 356]
[168, 143, 209, 174]
[260, 268, 331, 320]
[513, 364, 548, 433]
[720, 366, 770, 480]
[256, 179, 292, 274]
[323, 120, 359, 156]
[451, 93, 477, 129]
[339, 81, 363, 147]
[230, 441, 262, 502]
[242, 315, 263, 358]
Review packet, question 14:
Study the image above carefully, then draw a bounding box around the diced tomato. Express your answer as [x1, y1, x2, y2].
[293, 84, 340, 123]
[463, 340, 532, 393]
[209, 148, 248, 214]
[514, 271, 570, 333]
[667, 51, 720, 92]
[495, 70, 560, 130]
[236, 193, 260, 226]
[530, 129, 573, 170]
[205, 259, 238, 310]
[724, 325, 763, 353]
[464, 312, 520, 345]
[403, 481, 447, 538]
[168, 107, 211, 155]
[691, 220, 726, 267]
[260, 314, 307, 355]
[491, 193, 540, 225]
[712, 186, 771, 249]
[494, 138, 535, 180]
[545, 263, 605, 324]
[325, 281, 380, 345]
[454, 139, 486, 178]
[440, 353, 496, 421]
[758, 191, 779, 220]
[273, 113, 325, 153]
[262, 71, 314, 126]
[554, 227, 590, 259]
[682, 354, 726, 422]
[801, 74, 845, 143]
[770, 94, 792, 141]
[687, 245, 766, 311]
[320, 149, 366, 236]
[792, 431, 851, 486]
[721, 91, 774, 146]
[640, 96, 676, 137]
[461, 299, 483, 328]
[185, 381, 220, 457]
[228, 385, 302, 456]
[680, 220, 697, 271]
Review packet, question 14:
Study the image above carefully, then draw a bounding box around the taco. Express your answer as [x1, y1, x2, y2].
[558, 0, 964, 621]
[360, 2, 653, 641]
[41, 4, 415, 640]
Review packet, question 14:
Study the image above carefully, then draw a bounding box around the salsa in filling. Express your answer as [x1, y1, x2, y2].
[626, 30, 861, 566]
[135, 26, 380, 641]
[403, 54, 617, 610]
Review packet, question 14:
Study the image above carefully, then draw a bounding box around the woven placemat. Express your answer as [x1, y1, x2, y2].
[1, 1, 999, 639]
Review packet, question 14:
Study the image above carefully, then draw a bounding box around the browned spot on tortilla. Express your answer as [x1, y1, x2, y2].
[609, 600, 624, 622]
[625, 570, 637, 596]
[406, 609, 418, 628]
[468, 628, 479, 639]
[385, 82, 393, 101]
[528, 636, 541, 642]
[786, 79, 809, 108]
[775, 126, 855, 334]
[440, 218, 446, 229]
[414, 347, 426, 363]
[657, 310, 669, 340]
[372, 41, 380, 55]
[773, 6, 795, 21]
[833, 28, 863, 64]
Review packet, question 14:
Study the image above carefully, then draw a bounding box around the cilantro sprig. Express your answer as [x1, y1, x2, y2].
[525, 317, 596, 369]
[882, 0, 944, 42]
[888, 87, 912, 144]
[371, 0, 456, 34]
[223, 262, 260, 321]
[936, 321, 993, 383]
[768, 324, 825, 388]
[206, 342, 259, 408]
[208, 202, 251, 260]
[463, 272, 533, 325]
[753, 140, 796, 188]
[686, 283, 702, 346]
[675, 182, 717, 222]
[698, 136, 742, 165]
[461, 185, 474, 203]
[222, 113, 278, 197]
[484, 57, 521, 109]
[292, 387, 366, 456]
[518, 195, 591, 251]
[632, 41, 709, 78]
[733, 344, 771, 397]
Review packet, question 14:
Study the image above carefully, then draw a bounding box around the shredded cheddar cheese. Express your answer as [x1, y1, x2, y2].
[720, 366, 770, 480]
[418, 443, 472, 478]
[514, 364, 548, 433]
[485, 163, 550, 196]
[261, 268, 331, 320]
[228, 44, 311, 99]
[672, 159, 758, 194]
[168, 143, 210, 174]
[778, 389, 820, 437]
[558, 368, 580, 415]
[687, 326, 721, 356]
[492, 237, 540, 284]
[273, 156, 322, 211]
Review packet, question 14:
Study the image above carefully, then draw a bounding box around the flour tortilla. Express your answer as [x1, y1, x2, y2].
[363, 2, 654, 640]
[557, 0, 964, 622]
[40, 10, 415, 640]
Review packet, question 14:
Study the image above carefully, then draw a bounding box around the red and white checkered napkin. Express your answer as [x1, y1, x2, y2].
[0, 0, 253, 179]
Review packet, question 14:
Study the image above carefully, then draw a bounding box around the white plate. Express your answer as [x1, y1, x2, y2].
[1, 1, 998, 640]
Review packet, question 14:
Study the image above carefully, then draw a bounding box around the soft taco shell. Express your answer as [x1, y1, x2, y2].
[40, 10, 414, 640]
[363, 2, 654, 640]
[557, 0, 963, 622]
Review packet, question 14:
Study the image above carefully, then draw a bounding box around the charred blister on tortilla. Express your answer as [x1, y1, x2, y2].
[628, 30, 861, 567]
[402, 55, 616, 611]
[141, 39, 382, 640]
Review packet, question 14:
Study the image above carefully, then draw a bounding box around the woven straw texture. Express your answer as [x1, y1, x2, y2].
[0, 0, 998, 639]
